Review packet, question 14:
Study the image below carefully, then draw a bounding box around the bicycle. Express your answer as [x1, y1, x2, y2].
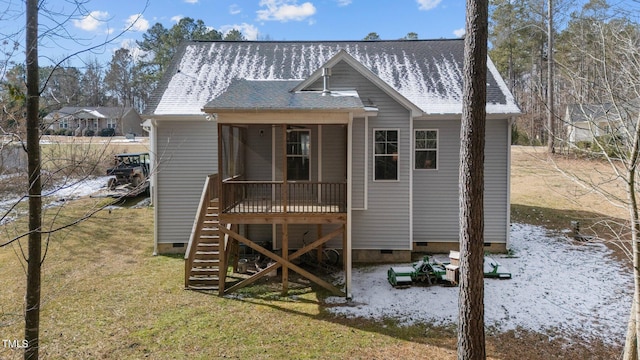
[300, 230, 341, 267]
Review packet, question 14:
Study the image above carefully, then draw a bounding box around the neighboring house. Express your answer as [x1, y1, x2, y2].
[142, 40, 520, 296]
[565, 103, 635, 144]
[44, 106, 143, 136]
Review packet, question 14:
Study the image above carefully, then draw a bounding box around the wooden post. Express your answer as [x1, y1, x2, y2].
[342, 223, 347, 271]
[282, 125, 288, 212]
[282, 224, 289, 295]
[217, 122, 224, 210]
[317, 224, 323, 262]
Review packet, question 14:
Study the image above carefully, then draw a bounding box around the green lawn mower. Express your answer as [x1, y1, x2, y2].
[387, 256, 451, 287]
[387, 253, 511, 288]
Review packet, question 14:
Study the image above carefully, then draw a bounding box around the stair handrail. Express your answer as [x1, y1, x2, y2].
[185, 173, 218, 287]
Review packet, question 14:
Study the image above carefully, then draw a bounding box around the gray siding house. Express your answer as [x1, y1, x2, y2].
[142, 40, 520, 296]
[564, 103, 637, 144]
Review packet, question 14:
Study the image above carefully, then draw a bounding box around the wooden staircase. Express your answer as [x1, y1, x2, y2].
[185, 174, 228, 294]
[186, 199, 223, 291]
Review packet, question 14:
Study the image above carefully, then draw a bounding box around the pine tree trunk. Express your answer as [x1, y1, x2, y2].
[24, 0, 42, 358]
[458, 1, 488, 359]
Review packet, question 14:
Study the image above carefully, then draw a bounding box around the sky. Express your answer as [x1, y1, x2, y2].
[0, 0, 467, 68]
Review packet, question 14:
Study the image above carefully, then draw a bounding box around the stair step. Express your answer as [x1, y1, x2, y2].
[187, 285, 219, 291]
[193, 259, 220, 266]
[190, 267, 219, 274]
[201, 233, 219, 238]
[197, 242, 220, 248]
[195, 252, 220, 260]
[189, 276, 220, 285]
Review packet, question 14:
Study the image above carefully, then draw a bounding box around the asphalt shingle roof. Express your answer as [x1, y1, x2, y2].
[203, 79, 364, 111]
[145, 39, 520, 116]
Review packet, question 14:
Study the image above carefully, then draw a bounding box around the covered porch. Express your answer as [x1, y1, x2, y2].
[218, 116, 350, 296]
[184, 114, 357, 297]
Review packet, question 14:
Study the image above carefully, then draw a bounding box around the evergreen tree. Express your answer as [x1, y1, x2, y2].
[104, 48, 136, 107]
[80, 58, 106, 106]
[136, 18, 222, 90]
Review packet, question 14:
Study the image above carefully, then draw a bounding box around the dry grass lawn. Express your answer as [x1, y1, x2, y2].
[0, 145, 629, 359]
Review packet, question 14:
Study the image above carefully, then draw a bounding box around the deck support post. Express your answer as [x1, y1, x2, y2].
[220, 225, 345, 296]
[317, 224, 323, 261]
[282, 223, 289, 295]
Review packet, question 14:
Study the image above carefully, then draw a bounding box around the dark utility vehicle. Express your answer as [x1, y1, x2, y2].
[106, 152, 150, 196]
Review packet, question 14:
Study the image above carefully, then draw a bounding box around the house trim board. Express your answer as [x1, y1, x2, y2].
[409, 115, 414, 251]
[506, 117, 514, 249]
[352, 115, 369, 211]
[346, 115, 353, 299]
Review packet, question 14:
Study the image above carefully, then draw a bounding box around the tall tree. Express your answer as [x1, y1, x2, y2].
[547, 0, 555, 153]
[403, 32, 419, 40]
[458, 0, 488, 359]
[551, 14, 640, 359]
[363, 32, 381, 40]
[39, 65, 82, 108]
[80, 58, 106, 106]
[24, 0, 42, 358]
[104, 48, 136, 107]
[490, 0, 548, 143]
[224, 29, 246, 41]
[136, 18, 222, 90]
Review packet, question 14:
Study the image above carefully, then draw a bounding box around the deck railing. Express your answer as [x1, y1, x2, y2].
[221, 181, 346, 214]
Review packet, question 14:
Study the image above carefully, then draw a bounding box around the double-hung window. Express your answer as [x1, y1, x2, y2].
[107, 118, 117, 129]
[414, 130, 438, 170]
[286, 129, 310, 181]
[374, 129, 399, 181]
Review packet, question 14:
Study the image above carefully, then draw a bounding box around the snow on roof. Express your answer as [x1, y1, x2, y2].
[321, 223, 631, 345]
[147, 40, 521, 116]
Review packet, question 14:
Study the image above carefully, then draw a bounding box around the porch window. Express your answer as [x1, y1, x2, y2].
[414, 129, 438, 170]
[221, 125, 246, 180]
[60, 118, 68, 129]
[287, 129, 310, 181]
[107, 118, 117, 129]
[374, 129, 399, 181]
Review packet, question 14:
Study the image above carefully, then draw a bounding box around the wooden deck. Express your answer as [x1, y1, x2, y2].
[185, 174, 347, 296]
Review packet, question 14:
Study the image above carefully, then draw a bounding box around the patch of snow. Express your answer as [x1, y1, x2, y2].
[0, 176, 113, 224]
[44, 176, 111, 200]
[327, 223, 632, 344]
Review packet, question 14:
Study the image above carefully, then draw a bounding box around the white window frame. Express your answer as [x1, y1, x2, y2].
[60, 118, 68, 129]
[107, 118, 117, 129]
[373, 128, 400, 182]
[414, 129, 438, 170]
